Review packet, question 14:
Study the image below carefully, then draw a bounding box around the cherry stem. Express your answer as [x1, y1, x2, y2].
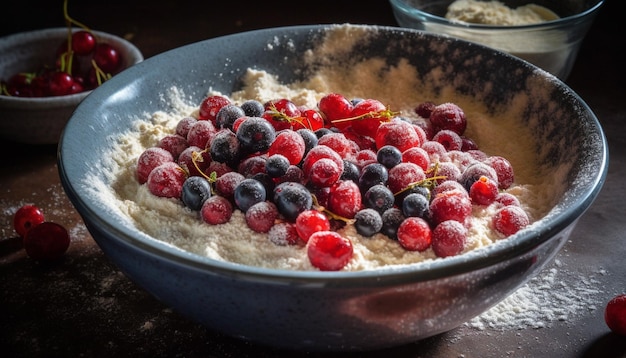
[311, 195, 356, 224]
[330, 107, 398, 124]
[266, 103, 314, 130]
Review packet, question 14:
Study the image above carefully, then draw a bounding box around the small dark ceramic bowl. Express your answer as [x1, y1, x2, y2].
[0, 28, 143, 144]
[58, 24, 607, 351]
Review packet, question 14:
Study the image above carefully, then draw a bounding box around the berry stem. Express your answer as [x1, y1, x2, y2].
[330, 107, 398, 124]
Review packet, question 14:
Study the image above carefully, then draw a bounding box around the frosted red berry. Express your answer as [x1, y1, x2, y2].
[493, 206, 530, 236]
[307, 231, 353, 271]
[397, 217, 432, 251]
[432, 220, 467, 257]
[296, 210, 331, 243]
[201, 195, 233, 225]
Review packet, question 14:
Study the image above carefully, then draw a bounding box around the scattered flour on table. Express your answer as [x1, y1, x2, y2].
[464, 259, 605, 331]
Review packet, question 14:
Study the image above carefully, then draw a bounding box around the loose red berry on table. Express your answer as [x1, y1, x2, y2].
[23, 222, 70, 262]
[14, 205, 45, 238]
[605, 294, 626, 336]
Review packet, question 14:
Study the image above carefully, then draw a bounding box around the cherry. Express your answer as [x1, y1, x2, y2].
[48, 71, 75, 96]
[605, 294, 626, 336]
[23, 222, 70, 261]
[72, 30, 96, 55]
[13, 205, 45, 238]
[93, 43, 121, 73]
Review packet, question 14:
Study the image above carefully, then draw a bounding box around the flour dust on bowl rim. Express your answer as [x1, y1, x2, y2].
[57, 24, 607, 351]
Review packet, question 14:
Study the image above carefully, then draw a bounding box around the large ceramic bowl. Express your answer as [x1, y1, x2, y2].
[58, 24, 607, 351]
[0, 28, 143, 144]
[389, 0, 604, 80]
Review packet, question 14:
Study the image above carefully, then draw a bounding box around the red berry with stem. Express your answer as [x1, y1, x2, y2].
[48, 71, 75, 96]
[14, 205, 45, 238]
[307, 231, 353, 271]
[318, 93, 354, 128]
[469, 175, 499, 205]
[72, 30, 96, 55]
[350, 98, 387, 138]
[23, 222, 70, 261]
[605, 294, 626, 336]
[93, 43, 121, 73]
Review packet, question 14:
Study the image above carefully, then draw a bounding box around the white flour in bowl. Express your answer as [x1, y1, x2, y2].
[87, 25, 563, 271]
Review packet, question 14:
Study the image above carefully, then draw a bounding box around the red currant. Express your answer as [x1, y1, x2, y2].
[146, 162, 187, 199]
[295, 210, 331, 243]
[397, 217, 432, 251]
[318, 93, 353, 128]
[429, 102, 467, 135]
[13, 205, 45, 238]
[201, 195, 233, 225]
[307, 231, 353, 271]
[432, 220, 467, 257]
[493, 206, 530, 236]
[23, 222, 70, 261]
[469, 175, 499, 205]
[605, 294, 626, 336]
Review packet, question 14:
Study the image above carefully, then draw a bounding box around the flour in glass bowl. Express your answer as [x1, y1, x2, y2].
[88, 25, 562, 272]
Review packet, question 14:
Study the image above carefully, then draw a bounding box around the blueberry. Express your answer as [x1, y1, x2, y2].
[240, 99, 265, 117]
[215, 104, 245, 130]
[363, 184, 394, 214]
[376, 145, 402, 169]
[181, 176, 212, 211]
[210, 129, 241, 166]
[354, 208, 383, 237]
[273, 181, 313, 222]
[340, 160, 360, 182]
[401, 192, 430, 219]
[296, 128, 318, 157]
[234, 178, 266, 212]
[266, 154, 290, 178]
[236, 117, 276, 153]
[381, 207, 405, 240]
[358, 163, 388, 193]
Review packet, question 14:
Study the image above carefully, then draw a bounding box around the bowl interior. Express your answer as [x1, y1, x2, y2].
[58, 24, 607, 281]
[393, 0, 604, 21]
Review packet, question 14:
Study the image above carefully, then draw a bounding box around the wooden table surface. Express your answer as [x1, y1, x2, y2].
[1, 1, 625, 357]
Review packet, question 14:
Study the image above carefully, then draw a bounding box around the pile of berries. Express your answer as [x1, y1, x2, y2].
[135, 92, 530, 271]
[0, 0, 123, 97]
[13, 204, 70, 262]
